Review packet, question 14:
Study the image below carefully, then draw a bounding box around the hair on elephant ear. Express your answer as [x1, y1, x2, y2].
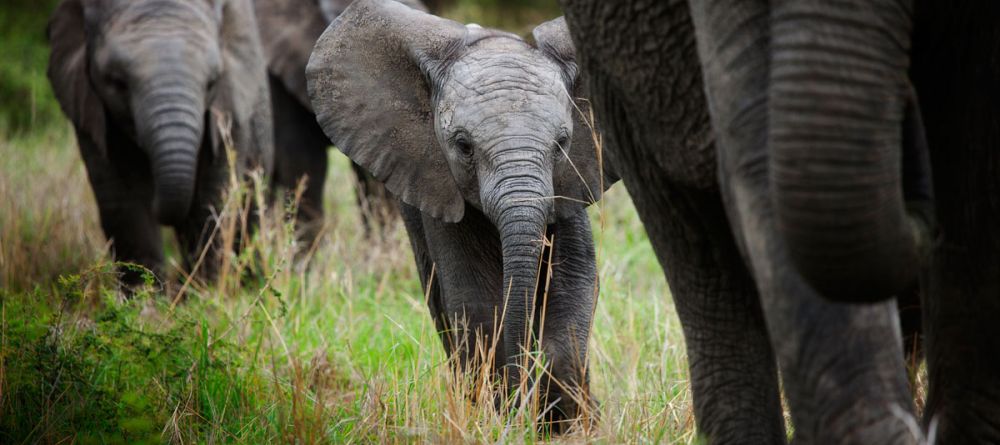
[47, 0, 107, 156]
[533, 16, 619, 217]
[306, 0, 617, 223]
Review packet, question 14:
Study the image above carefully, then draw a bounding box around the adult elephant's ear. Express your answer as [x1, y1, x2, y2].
[533, 16, 619, 218]
[307, 0, 467, 222]
[47, 0, 107, 157]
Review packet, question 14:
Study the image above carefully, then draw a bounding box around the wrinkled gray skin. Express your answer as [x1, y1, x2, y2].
[48, 0, 273, 286]
[560, 1, 914, 443]
[307, 0, 615, 429]
[254, 0, 429, 246]
[563, 0, 1000, 443]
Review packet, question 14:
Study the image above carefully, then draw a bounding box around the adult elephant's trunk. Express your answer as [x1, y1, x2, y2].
[769, 1, 927, 302]
[481, 145, 553, 392]
[134, 69, 206, 227]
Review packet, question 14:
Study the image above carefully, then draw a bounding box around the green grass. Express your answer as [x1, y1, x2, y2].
[0, 122, 697, 443]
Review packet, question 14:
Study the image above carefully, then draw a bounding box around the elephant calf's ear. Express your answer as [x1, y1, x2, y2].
[533, 17, 619, 218]
[306, 0, 467, 222]
[47, 0, 107, 157]
[254, 0, 328, 108]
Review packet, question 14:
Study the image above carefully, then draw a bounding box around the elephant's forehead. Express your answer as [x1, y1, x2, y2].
[104, 0, 217, 37]
[444, 47, 567, 106]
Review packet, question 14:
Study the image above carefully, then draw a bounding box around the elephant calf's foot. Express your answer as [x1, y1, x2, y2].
[537, 388, 599, 435]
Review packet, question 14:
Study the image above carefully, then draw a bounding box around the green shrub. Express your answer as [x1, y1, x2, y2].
[0, 268, 275, 443]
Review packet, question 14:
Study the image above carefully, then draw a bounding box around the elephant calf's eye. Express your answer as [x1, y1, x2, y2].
[554, 135, 570, 154]
[454, 136, 473, 156]
[207, 73, 221, 92]
[106, 73, 128, 92]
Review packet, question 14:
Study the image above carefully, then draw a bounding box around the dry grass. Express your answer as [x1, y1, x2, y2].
[0, 126, 104, 288]
[0, 120, 695, 443]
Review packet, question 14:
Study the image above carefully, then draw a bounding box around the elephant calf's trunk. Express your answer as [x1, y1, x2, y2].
[498, 203, 547, 390]
[139, 96, 205, 226]
[153, 138, 199, 226]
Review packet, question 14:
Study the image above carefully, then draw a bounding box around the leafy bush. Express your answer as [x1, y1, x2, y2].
[0, 268, 277, 443]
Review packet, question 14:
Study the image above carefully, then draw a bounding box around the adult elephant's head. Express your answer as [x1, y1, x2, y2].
[307, 0, 612, 379]
[48, 0, 261, 226]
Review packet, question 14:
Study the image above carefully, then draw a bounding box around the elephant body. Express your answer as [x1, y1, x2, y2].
[562, 0, 1000, 443]
[47, 0, 273, 286]
[306, 0, 615, 428]
[910, 1, 1000, 441]
[253, 0, 430, 246]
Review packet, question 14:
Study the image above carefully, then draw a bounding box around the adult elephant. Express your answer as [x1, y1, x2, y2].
[557, 2, 924, 444]
[253, 0, 430, 245]
[48, 0, 273, 286]
[562, 0, 1000, 443]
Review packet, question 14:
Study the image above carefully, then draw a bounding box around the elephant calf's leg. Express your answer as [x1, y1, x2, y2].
[353, 162, 398, 237]
[97, 192, 164, 289]
[270, 81, 330, 249]
[290, 145, 328, 248]
[419, 209, 506, 376]
[177, 154, 232, 283]
[85, 154, 164, 289]
[536, 209, 598, 430]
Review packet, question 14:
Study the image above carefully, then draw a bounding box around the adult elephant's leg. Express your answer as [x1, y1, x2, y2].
[270, 77, 329, 249]
[419, 206, 505, 374]
[535, 208, 598, 429]
[896, 283, 923, 363]
[912, 2, 1000, 441]
[82, 141, 164, 288]
[560, 0, 784, 441]
[631, 177, 786, 444]
[689, 1, 917, 442]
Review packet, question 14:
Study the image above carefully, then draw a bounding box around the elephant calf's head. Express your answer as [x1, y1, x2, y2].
[306, 0, 614, 395]
[48, 0, 254, 226]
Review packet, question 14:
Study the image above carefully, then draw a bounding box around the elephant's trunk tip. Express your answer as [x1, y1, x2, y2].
[151, 143, 200, 226]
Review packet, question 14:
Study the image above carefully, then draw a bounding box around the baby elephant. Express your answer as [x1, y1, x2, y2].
[307, 0, 616, 429]
[48, 0, 273, 286]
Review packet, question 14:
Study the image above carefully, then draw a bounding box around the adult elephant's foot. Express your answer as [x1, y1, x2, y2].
[923, 249, 1000, 444]
[761, 277, 920, 445]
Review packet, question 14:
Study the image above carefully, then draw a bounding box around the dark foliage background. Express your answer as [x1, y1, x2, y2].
[0, 0, 63, 133]
[0, 0, 559, 134]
